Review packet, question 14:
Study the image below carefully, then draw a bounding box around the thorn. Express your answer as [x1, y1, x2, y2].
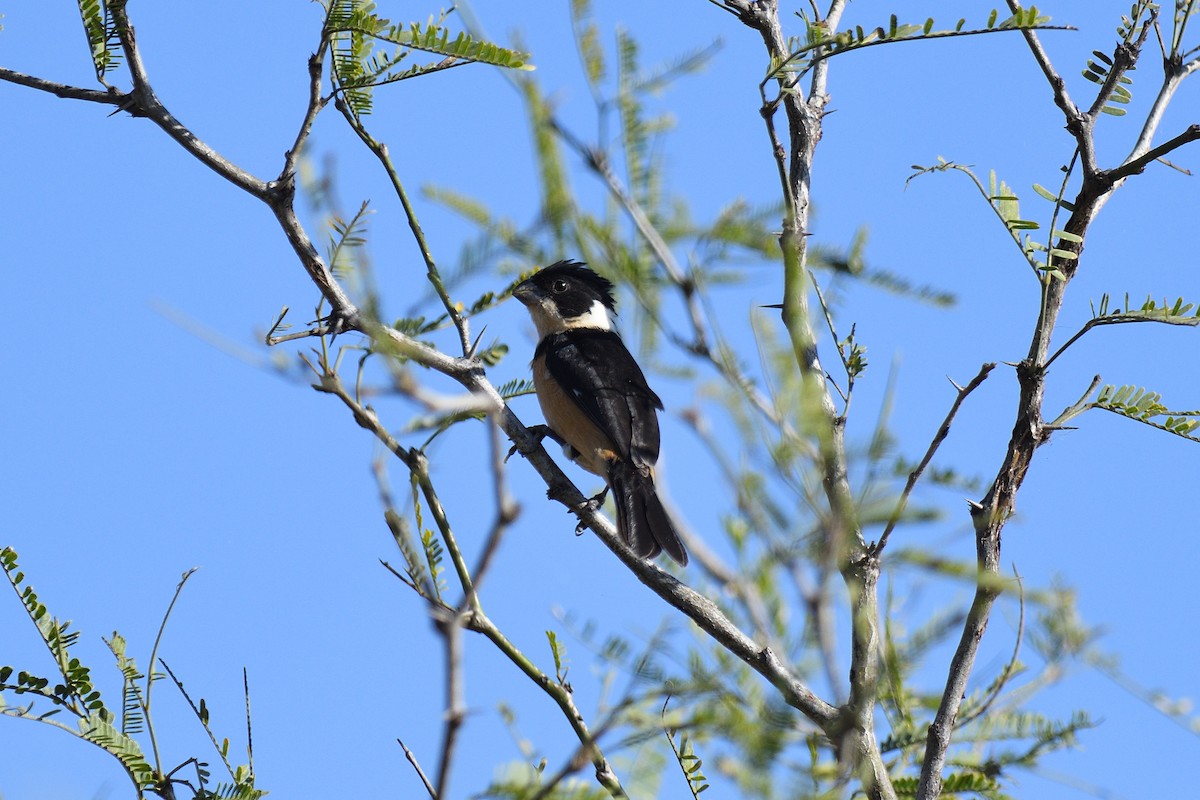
[468, 326, 488, 359]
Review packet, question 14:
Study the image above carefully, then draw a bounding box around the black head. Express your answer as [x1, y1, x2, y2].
[513, 261, 617, 335]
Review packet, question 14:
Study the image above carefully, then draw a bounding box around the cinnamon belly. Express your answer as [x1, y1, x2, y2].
[532, 355, 617, 478]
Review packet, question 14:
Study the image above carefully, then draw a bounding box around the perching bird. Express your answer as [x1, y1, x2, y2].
[513, 261, 688, 566]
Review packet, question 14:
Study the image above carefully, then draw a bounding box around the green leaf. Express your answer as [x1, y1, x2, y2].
[378, 22, 532, 70]
[497, 378, 536, 399]
[1031, 182, 1059, 202]
[1089, 384, 1200, 442]
[571, 0, 606, 87]
[546, 630, 569, 684]
[769, 10, 1067, 83]
[1090, 293, 1200, 327]
[476, 340, 508, 367]
[75, 0, 122, 83]
[327, 8, 532, 116]
[327, 201, 373, 280]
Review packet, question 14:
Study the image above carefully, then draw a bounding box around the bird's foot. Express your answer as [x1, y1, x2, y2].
[574, 486, 610, 534]
[506, 424, 564, 463]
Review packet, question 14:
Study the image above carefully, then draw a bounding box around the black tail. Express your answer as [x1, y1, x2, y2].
[609, 463, 688, 566]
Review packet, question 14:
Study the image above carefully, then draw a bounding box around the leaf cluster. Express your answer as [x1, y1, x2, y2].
[1091, 384, 1200, 439]
[770, 8, 1064, 86]
[324, 1, 531, 117]
[76, 0, 122, 83]
[1, 548, 262, 800]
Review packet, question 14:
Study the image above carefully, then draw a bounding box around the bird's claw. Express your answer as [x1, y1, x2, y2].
[505, 424, 562, 463]
[573, 486, 610, 534]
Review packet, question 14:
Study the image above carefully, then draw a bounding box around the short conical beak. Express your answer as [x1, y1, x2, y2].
[512, 281, 540, 305]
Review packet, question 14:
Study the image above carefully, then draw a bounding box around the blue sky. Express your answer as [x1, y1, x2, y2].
[2, 2, 1198, 799]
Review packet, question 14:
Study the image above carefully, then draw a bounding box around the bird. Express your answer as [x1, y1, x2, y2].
[512, 260, 688, 566]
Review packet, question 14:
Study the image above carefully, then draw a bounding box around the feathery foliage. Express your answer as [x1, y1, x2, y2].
[327, 201, 373, 280]
[7, 1, 1200, 798]
[1089, 384, 1200, 440]
[324, 2, 531, 117]
[1, 548, 263, 798]
[769, 8, 1068, 84]
[907, 159, 1073, 276]
[75, 0, 122, 84]
[663, 705, 711, 799]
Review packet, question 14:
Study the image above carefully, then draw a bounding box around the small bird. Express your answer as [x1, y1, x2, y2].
[513, 261, 688, 566]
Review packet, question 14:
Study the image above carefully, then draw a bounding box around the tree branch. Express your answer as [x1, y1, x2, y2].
[914, 562, 1011, 799]
[1103, 122, 1200, 186]
[917, 8, 1183, 797]
[398, 739, 438, 800]
[107, 1, 268, 198]
[0, 66, 123, 105]
[333, 98, 472, 355]
[874, 363, 996, 554]
[727, 3, 889, 796]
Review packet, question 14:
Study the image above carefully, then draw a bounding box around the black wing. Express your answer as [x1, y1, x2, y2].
[538, 329, 663, 470]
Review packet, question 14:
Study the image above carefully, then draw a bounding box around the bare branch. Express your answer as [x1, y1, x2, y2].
[398, 739, 438, 800]
[433, 613, 465, 800]
[0, 66, 123, 105]
[333, 91, 471, 356]
[279, 33, 333, 184]
[915, 562, 1013, 799]
[107, 2, 268, 198]
[874, 363, 996, 554]
[1003, 0, 1084, 129]
[956, 569, 1026, 728]
[1103, 123, 1200, 186]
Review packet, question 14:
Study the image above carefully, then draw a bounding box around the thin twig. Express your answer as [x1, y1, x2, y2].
[956, 568, 1025, 728]
[279, 30, 332, 183]
[1003, 0, 1089, 168]
[333, 100, 471, 356]
[1046, 374, 1104, 429]
[467, 419, 521, 598]
[469, 612, 629, 797]
[143, 568, 199, 775]
[1103, 123, 1200, 186]
[433, 614, 465, 800]
[0, 66, 123, 105]
[108, 2, 269, 198]
[874, 363, 996, 554]
[243, 668, 255, 782]
[398, 739, 438, 800]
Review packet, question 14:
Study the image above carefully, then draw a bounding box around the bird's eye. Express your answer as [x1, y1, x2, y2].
[551, 279, 569, 294]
